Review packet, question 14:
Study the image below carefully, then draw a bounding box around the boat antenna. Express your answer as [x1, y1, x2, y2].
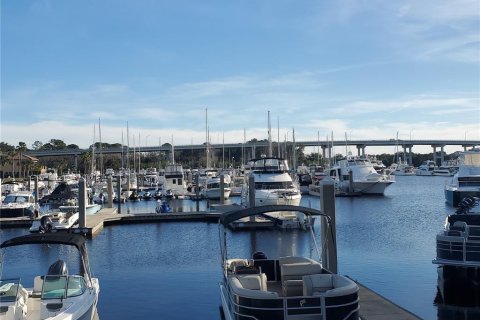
[277, 116, 280, 157]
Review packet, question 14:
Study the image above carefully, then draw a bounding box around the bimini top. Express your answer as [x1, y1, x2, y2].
[219, 205, 326, 226]
[1, 232, 86, 251]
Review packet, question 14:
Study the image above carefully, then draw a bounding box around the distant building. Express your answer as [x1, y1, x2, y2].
[0, 153, 39, 178]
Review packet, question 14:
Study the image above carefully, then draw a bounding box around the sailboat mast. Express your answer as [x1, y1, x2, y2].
[267, 111, 272, 157]
[205, 108, 209, 168]
[98, 118, 103, 175]
[277, 116, 280, 157]
[126, 121, 130, 172]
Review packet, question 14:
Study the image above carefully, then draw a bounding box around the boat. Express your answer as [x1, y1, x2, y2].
[327, 155, 395, 195]
[432, 196, 480, 306]
[155, 201, 172, 213]
[229, 176, 245, 197]
[128, 190, 140, 201]
[445, 150, 480, 206]
[415, 160, 437, 176]
[0, 232, 100, 320]
[219, 205, 360, 320]
[242, 157, 307, 228]
[202, 175, 232, 200]
[390, 161, 415, 176]
[162, 164, 188, 198]
[142, 191, 153, 200]
[0, 191, 36, 218]
[433, 166, 458, 177]
[153, 189, 163, 200]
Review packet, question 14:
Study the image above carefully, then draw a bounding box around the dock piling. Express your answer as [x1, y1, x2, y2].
[220, 173, 225, 204]
[107, 176, 113, 208]
[79, 178, 87, 228]
[320, 180, 337, 274]
[116, 175, 121, 213]
[34, 175, 39, 206]
[248, 175, 255, 222]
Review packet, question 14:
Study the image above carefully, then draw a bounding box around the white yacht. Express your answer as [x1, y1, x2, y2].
[219, 205, 359, 320]
[445, 150, 480, 206]
[0, 191, 36, 218]
[390, 160, 415, 176]
[433, 166, 458, 176]
[433, 196, 480, 305]
[0, 232, 100, 320]
[242, 157, 305, 228]
[162, 164, 187, 198]
[202, 175, 232, 200]
[29, 204, 101, 233]
[327, 156, 395, 195]
[415, 160, 437, 176]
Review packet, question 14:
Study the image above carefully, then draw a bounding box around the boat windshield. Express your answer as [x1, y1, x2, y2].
[3, 195, 29, 204]
[41, 275, 86, 299]
[252, 158, 289, 172]
[462, 153, 480, 166]
[0, 278, 21, 302]
[255, 181, 295, 190]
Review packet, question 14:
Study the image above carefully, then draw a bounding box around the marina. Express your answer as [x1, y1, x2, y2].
[2, 175, 479, 319]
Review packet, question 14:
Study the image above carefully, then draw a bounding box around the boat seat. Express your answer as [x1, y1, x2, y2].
[32, 276, 43, 297]
[226, 259, 251, 272]
[237, 273, 268, 291]
[228, 275, 278, 299]
[279, 257, 322, 296]
[303, 274, 358, 297]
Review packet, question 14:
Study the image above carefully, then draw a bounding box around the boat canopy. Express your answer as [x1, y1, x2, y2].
[1, 233, 86, 251]
[219, 205, 326, 226]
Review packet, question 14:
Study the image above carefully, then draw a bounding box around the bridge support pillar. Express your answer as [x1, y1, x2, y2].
[440, 146, 445, 165]
[432, 146, 437, 166]
[322, 146, 327, 161]
[409, 146, 413, 165]
[356, 145, 366, 157]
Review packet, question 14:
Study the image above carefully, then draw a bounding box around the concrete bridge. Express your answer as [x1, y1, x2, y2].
[25, 139, 479, 166]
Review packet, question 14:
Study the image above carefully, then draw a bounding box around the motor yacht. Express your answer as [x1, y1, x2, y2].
[0, 232, 100, 320]
[0, 191, 36, 218]
[415, 160, 437, 176]
[327, 156, 395, 195]
[242, 157, 306, 228]
[163, 164, 187, 198]
[201, 174, 232, 200]
[29, 204, 101, 233]
[445, 150, 480, 206]
[219, 205, 359, 320]
[432, 196, 480, 305]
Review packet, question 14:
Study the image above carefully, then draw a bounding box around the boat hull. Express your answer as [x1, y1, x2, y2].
[0, 206, 35, 218]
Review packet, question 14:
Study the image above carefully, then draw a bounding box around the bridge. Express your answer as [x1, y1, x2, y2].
[25, 139, 479, 166]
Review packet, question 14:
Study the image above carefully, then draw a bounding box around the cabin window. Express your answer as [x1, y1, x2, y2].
[66, 276, 86, 297]
[42, 276, 68, 299]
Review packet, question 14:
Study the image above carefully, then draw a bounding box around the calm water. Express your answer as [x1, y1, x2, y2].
[1, 176, 478, 319]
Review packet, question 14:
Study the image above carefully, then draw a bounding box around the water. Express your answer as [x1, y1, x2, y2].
[1, 176, 478, 319]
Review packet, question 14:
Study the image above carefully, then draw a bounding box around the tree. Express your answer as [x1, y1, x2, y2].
[49, 139, 67, 150]
[16, 142, 28, 178]
[66, 144, 80, 149]
[32, 140, 43, 150]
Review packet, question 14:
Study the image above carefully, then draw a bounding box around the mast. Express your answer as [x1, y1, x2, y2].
[98, 118, 103, 175]
[91, 124, 96, 175]
[138, 133, 141, 172]
[222, 132, 225, 169]
[267, 110, 272, 157]
[277, 116, 280, 157]
[121, 130, 124, 170]
[205, 108, 209, 168]
[126, 121, 130, 173]
[171, 135, 175, 164]
[292, 128, 296, 170]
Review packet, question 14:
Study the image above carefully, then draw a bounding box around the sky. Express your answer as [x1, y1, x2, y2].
[1, 0, 479, 155]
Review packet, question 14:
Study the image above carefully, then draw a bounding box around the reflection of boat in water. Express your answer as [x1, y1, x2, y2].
[433, 196, 480, 307]
[0, 232, 100, 320]
[219, 205, 359, 320]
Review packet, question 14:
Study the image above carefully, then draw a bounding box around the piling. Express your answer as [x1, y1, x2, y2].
[127, 174, 131, 193]
[107, 176, 113, 208]
[248, 175, 255, 222]
[34, 176, 39, 205]
[78, 178, 87, 228]
[348, 170, 354, 194]
[194, 173, 200, 211]
[220, 173, 225, 204]
[116, 175, 122, 214]
[320, 180, 337, 274]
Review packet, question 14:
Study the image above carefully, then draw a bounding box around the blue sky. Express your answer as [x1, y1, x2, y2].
[1, 0, 479, 154]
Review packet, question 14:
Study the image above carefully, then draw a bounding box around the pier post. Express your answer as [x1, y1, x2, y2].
[195, 172, 200, 212]
[127, 174, 131, 193]
[320, 180, 337, 274]
[248, 175, 255, 222]
[220, 173, 225, 204]
[348, 170, 354, 194]
[107, 176, 113, 208]
[116, 175, 122, 214]
[34, 175, 39, 206]
[78, 178, 87, 228]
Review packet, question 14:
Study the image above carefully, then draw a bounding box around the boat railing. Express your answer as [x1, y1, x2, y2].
[436, 227, 480, 265]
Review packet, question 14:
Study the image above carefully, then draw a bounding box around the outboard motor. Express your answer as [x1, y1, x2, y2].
[48, 260, 69, 276]
[252, 251, 268, 260]
[456, 196, 478, 214]
[39, 215, 53, 233]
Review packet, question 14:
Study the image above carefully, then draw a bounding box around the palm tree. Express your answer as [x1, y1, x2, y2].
[15, 142, 27, 179]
